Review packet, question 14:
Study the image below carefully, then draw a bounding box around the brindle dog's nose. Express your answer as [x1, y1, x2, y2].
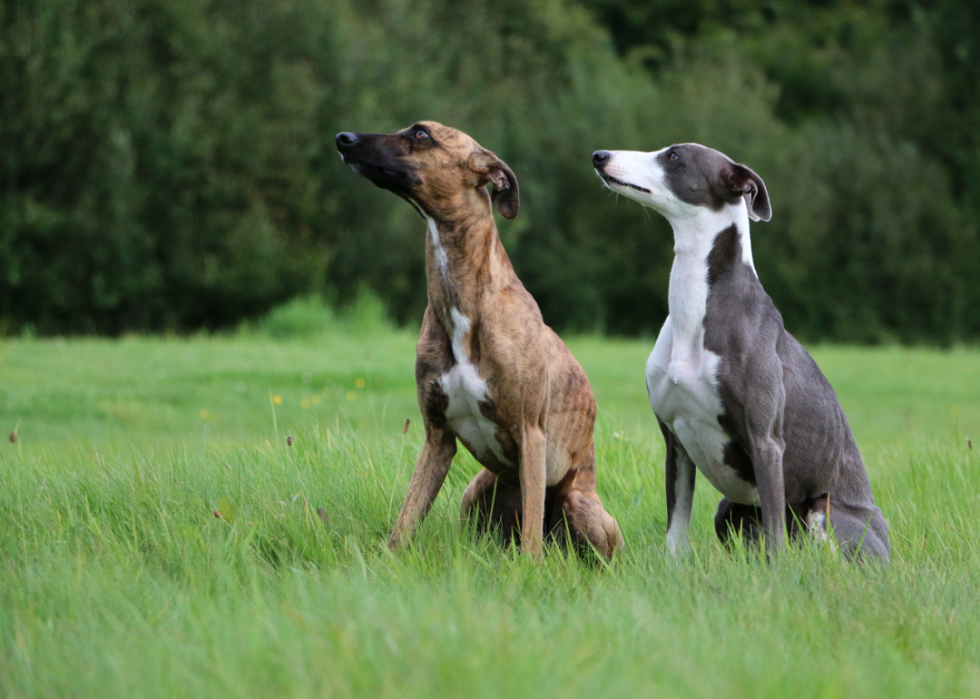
[336, 132, 359, 147]
[592, 150, 611, 168]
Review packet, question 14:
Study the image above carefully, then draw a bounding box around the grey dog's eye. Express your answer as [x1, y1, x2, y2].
[669, 151, 679, 161]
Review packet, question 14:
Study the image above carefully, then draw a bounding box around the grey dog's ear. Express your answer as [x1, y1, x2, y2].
[727, 163, 771, 222]
[469, 151, 520, 220]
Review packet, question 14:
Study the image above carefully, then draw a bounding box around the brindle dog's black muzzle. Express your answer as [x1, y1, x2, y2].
[336, 131, 421, 196]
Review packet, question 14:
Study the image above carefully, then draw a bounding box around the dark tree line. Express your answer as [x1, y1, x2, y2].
[1, 0, 977, 342]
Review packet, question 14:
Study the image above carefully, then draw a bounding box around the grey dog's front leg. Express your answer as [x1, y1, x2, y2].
[660, 418, 695, 556]
[741, 364, 788, 555]
[750, 437, 787, 553]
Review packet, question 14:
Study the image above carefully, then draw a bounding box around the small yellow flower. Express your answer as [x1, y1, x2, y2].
[355, 378, 366, 389]
[301, 399, 311, 410]
[199, 409, 210, 419]
[272, 395, 283, 405]
[346, 391, 357, 402]
[310, 395, 321, 406]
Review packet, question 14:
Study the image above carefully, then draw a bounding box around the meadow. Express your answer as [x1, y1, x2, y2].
[2, 308, 980, 697]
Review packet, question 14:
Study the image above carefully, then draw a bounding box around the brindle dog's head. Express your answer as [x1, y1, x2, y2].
[336, 121, 519, 221]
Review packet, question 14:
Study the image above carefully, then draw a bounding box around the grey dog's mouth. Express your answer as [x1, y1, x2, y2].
[597, 171, 651, 194]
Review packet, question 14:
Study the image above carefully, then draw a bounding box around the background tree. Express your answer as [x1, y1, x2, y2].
[1, 0, 977, 341]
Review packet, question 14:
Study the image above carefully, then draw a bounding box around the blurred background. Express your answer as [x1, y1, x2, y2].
[1, 0, 978, 343]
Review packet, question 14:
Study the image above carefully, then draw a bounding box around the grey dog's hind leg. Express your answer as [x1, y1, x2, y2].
[820, 500, 891, 562]
[715, 495, 817, 547]
[715, 495, 890, 563]
[714, 498, 764, 546]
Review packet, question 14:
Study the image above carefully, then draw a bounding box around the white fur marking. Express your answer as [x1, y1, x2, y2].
[807, 508, 836, 550]
[730, 198, 757, 276]
[449, 308, 471, 365]
[807, 510, 828, 542]
[423, 215, 508, 467]
[647, 219, 760, 505]
[426, 215, 449, 277]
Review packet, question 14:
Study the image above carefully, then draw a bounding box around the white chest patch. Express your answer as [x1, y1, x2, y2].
[440, 363, 513, 468]
[440, 309, 513, 468]
[647, 331, 759, 506]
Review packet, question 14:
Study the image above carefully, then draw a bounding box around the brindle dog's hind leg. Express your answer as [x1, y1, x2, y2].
[549, 489, 623, 561]
[460, 468, 523, 545]
[548, 455, 623, 561]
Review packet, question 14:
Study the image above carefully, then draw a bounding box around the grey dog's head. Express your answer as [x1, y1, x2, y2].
[592, 144, 771, 223]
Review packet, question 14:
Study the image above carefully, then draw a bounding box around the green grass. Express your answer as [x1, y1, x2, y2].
[1, 326, 979, 698]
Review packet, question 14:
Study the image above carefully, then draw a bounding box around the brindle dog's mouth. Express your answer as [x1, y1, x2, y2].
[342, 156, 427, 220]
[597, 170, 652, 194]
[342, 158, 403, 182]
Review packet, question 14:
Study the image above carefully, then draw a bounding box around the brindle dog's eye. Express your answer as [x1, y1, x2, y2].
[414, 129, 429, 139]
[669, 151, 679, 161]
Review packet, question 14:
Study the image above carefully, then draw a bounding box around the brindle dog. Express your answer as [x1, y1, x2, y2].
[336, 122, 623, 559]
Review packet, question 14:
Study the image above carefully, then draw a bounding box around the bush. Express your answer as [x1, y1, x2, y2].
[243, 288, 391, 340]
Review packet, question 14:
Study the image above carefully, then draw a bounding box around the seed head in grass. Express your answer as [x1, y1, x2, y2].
[403, 419, 411, 434]
[9, 431, 16, 443]
[287, 435, 293, 447]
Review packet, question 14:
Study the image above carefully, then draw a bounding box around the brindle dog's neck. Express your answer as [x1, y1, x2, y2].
[421, 200, 517, 359]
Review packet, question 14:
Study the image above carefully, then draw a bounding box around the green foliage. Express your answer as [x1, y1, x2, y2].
[243, 295, 337, 339]
[242, 289, 392, 339]
[2, 333, 980, 695]
[0, 0, 334, 333]
[577, 0, 980, 341]
[1, 0, 978, 341]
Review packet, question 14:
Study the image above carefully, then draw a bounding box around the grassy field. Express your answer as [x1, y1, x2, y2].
[2, 317, 980, 697]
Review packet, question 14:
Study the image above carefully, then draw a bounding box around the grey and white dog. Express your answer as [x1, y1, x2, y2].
[592, 144, 889, 562]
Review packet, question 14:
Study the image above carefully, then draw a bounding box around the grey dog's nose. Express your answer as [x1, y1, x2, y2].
[592, 150, 611, 168]
[336, 132, 359, 147]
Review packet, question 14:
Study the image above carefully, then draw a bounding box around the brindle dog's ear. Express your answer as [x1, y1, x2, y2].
[727, 163, 771, 222]
[469, 151, 520, 220]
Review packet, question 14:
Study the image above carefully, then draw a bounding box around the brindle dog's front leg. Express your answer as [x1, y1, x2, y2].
[519, 425, 547, 559]
[388, 428, 457, 549]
